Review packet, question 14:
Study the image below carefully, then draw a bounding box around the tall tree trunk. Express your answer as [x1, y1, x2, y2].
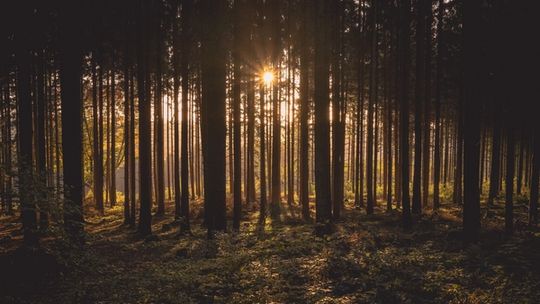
[59, 2, 84, 243]
[172, 2, 181, 219]
[299, 0, 310, 221]
[331, 1, 344, 219]
[412, 0, 426, 215]
[366, 0, 377, 215]
[399, 0, 412, 229]
[16, 39, 39, 248]
[433, 0, 444, 210]
[422, 0, 432, 209]
[314, 0, 332, 227]
[180, 0, 193, 232]
[232, 0, 243, 231]
[155, 11, 165, 215]
[92, 59, 104, 215]
[36, 50, 48, 229]
[137, 0, 152, 236]
[462, 0, 482, 242]
[505, 124, 515, 234]
[123, 57, 131, 224]
[201, 0, 227, 235]
[110, 56, 117, 208]
[259, 83, 268, 225]
[270, 0, 282, 221]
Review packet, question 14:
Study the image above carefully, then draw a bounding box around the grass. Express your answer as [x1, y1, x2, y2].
[1, 200, 540, 303]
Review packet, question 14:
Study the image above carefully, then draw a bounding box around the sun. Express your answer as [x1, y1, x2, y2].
[262, 70, 274, 85]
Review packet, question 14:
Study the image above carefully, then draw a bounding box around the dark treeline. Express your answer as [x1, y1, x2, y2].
[0, 0, 538, 248]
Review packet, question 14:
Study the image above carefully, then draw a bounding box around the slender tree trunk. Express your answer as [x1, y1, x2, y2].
[259, 83, 268, 225]
[232, 0, 243, 231]
[366, 0, 377, 215]
[412, 0, 426, 214]
[331, 2, 344, 219]
[16, 40, 39, 248]
[137, 0, 152, 236]
[172, 2, 181, 219]
[433, 0, 443, 210]
[36, 51, 48, 230]
[488, 104, 501, 206]
[422, 0, 432, 209]
[110, 56, 117, 208]
[517, 131, 525, 195]
[505, 124, 515, 234]
[529, 128, 540, 225]
[180, 0, 193, 232]
[155, 12, 165, 215]
[299, 0, 310, 221]
[123, 57, 131, 224]
[399, 0, 412, 229]
[270, 0, 282, 221]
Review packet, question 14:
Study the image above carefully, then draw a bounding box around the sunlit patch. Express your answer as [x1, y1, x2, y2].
[262, 70, 274, 86]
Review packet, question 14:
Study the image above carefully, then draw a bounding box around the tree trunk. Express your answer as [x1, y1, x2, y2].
[529, 128, 540, 225]
[59, 2, 84, 243]
[399, 0, 412, 229]
[462, 0, 482, 242]
[180, 0, 193, 232]
[136, 0, 152, 236]
[366, 0, 377, 215]
[201, 0, 227, 235]
[505, 124, 515, 234]
[314, 0, 332, 227]
[412, 0, 426, 215]
[299, 0, 310, 221]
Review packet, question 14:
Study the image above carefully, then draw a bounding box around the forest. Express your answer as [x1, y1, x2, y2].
[0, 0, 539, 303]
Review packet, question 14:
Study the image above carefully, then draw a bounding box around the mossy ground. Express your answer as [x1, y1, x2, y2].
[1, 200, 540, 303]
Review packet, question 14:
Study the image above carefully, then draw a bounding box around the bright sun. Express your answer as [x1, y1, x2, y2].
[263, 71, 274, 85]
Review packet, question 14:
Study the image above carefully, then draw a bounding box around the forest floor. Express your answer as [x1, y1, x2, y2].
[1, 199, 540, 304]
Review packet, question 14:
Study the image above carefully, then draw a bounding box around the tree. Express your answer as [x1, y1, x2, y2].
[136, 0, 152, 236]
[180, 0, 193, 232]
[314, 0, 332, 227]
[331, 1, 345, 219]
[92, 58, 104, 215]
[365, 0, 377, 215]
[530, 128, 540, 225]
[462, 0, 482, 242]
[15, 8, 39, 247]
[399, 0, 412, 229]
[412, 0, 426, 215]
[487, 102, 501, 207]
[200, 0, 227, 235]
[505, 122, 515, 234]
[433, 0, 444, 210]
[232, 0, 244, 231]
[270, 0, 282, 221]
[59, 1, 85, 243]
[299, 0, 310, 221]
[154, 5, 165, 216]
